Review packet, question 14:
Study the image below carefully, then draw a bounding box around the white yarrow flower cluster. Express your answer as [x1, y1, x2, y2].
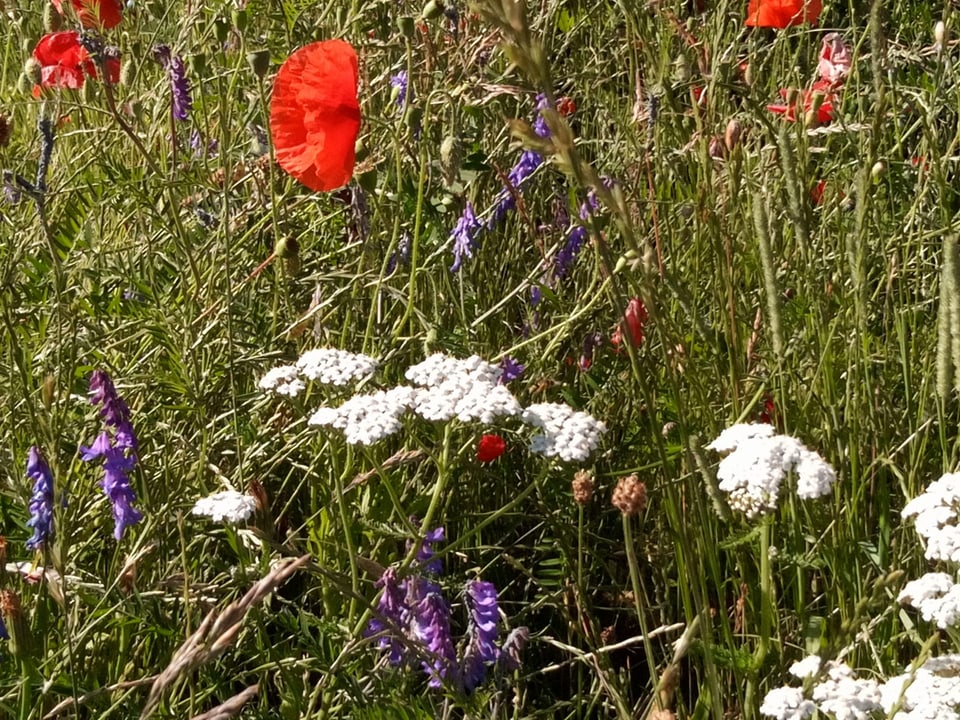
[879, 654, 960, 719]
[790, 655, 822, 679]
[257, 365, 305, 397]
[308, 386, 418, 445]
[192, 490, 258, 524]
[258, 348, 378, 397]
[902, 473, 960, 563]
[706, 423, 836, 518]
[897, 572, 960, 629]
[296, 348, 378, 385]
[761, 662, 881, 720]
[521, 403, 606, 462]
[405, 353, 501, 386]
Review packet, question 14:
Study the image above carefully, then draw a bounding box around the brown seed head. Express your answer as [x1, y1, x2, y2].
[0, 113, 11, 148]
[572, 470, 594, 505]
[611, 474, 646, 516]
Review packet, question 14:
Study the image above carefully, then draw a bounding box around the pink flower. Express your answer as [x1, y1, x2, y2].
[817, 33, 851, 85]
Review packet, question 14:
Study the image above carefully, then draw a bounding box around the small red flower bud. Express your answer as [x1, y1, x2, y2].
[477, 434, 506, 463]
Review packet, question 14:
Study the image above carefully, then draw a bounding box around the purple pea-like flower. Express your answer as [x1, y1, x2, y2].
[408, 523, 445, 575]
[461, 580, 500, 691]
[153, 44, 192, 122]
[390, 70, 411, 108]
[553, 225, 588, 280]
[365, 567, 408, 665]
[83, 370, 143, 540]
[498, 356, 525, 384]
[409, 578, 457, 688]
[450, 201, 482, 273]
[25, 447, 55, 551]
[498, 626, 529, 671]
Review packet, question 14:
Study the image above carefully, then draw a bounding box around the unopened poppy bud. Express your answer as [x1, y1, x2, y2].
[936, 21, 947, 48]
[231, 8, 248, 32]
[421, 0, 444, 20]
[23, 58, 41, 85]
[214, 18, 230, 44]
[708, 135, 725, 160]
[440, 134, 460, 186]
[572, 470, 594, 505]
[247, 50, 270, 79]
[398, 15, 415, 39]
[120, 59, 136, 86]
[17, 73, 32, 95]
[612, 474, 646, 516]
[724, 118, 742, 151]
[1, 591, 33, 659]
[406, 106, 423, 132]
[871, 160, 887, 179]
[43, 1, 62, 32]
[673, 54, 691, 83]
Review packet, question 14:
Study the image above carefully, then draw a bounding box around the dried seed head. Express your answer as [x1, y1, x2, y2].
[611, 474, 646, 516]
[0, 590, 32, 659]
[571, 470, 594, 505]
[0, 113, 10, 148]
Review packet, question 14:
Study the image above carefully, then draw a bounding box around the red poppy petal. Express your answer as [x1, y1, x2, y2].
[71, 0, 123, 29]
[746, 0, 822, 28]
[477, 434, 506, 463]
[270, 39, 361, 192]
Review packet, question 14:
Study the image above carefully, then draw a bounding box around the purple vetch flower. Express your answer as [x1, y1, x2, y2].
[489, 150, 543, 229]
[83, 370, 143, 540]
[365, 567, 408, 665]
[25, 447, 55, 551]
[580, 331, 603, 371]
[498, 356, 525, 384]
[408, 523, 445, 575]
[409, 579, 457, 688]
[153, 44, 193, 122]
[386, 232, 411, 275]
[553, 225, 588, 280]
[532, 93, 551, 138]
[2, 170, 20, 205]
[450, 201, 483, 272]
[498, 626, 529, 671]
[390, 70, 411, 107]
[461, 580, 500, 691]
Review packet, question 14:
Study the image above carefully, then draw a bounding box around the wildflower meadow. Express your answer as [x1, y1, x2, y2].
[3, 0, 960, 717]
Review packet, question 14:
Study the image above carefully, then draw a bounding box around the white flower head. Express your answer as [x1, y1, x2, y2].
[902, 474, 960, 563]
[880, 653, 960, 719]
[707, 422, 776, 454]
[296, 348, 378, 385]
[192, 490, 258, 524]
[898, 572, 960, 628]
[412, 378, 520, 424]
[811, 662, 882, 720]
[708, 425, 835, 517]
[760, 687, 816, 720]
[521, 403, 606, 462]
[790, 655, 822, 680]
[257, 364, 306, 397]
[405, 353, 501, 387]
[308, 386, 417, 445]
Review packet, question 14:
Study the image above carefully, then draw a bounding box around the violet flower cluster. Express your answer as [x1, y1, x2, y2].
[80, 370, 143, 540]
[390, 70, 411, 108]
[153, 44, 192, 121]
[25, 447, 55, 551]
[365, 526, 527, 692]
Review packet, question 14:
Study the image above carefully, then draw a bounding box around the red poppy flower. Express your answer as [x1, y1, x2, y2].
[767, 80, 835, 125]
[269, 39, 361, 192]
[32, 31, 120, 93]
[745, 0, 821, 28]
[611, 297, 648, 349]
[557, 96, 576, 117]
[52, 0, 123, 29]
[477, 434, 506, 463]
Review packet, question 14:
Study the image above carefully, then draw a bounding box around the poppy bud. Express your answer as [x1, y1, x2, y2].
[232, 8, 248, 32]
[247, 49, 270, 79]
[17, 72, 33, 95]
[421, 0, 445, 20]
[871, 160, 887, 180]
[440, 134, 460, 187]
[936, 21, 947, 48]
[23, 58, 41, 85]
[120, 59, 136, 86]
[214, 18, 230, 44]
[1, 591, 33, 659]
[708, 135, 725, 160]
[397, 15, 415, 39]
[43, 1, 62, 32]
[724, 118, 742, 152]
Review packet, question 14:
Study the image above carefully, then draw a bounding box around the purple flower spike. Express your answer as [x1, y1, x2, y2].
[450, 202, 482, 273]
[410, 580, 457, 688]
[408, 523, 445, 575]
[26, 447, 55, 551]
[84, 370, 142, 540]
[462, 580, 500, 691]
[153, 44, 193, 122]
[365, 567, 408, 665]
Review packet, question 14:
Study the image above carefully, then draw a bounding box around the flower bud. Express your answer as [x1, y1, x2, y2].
[871, 160, 887, 179]
[397, 15, 415, 39]
[214, 18, 230, 44]
[440, 134, 460, 187]
[188, 53, 208, 78]
[708, 135, 725, 160]
[724, 118, 742, 152]
[23, 58, 41, 85]
[246, 49, 270, 79]
[421, 0, 444, 20]
[611, 474, 647, 516]
[1, 590, 33, 659]
[935, 21, 947, 48]
[42, 373, 55, 409]
[572, 470, 594, 505]
[231, 8, 248, 32]
[43, 1, 63, 32]
[120, 59, 136, 86]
